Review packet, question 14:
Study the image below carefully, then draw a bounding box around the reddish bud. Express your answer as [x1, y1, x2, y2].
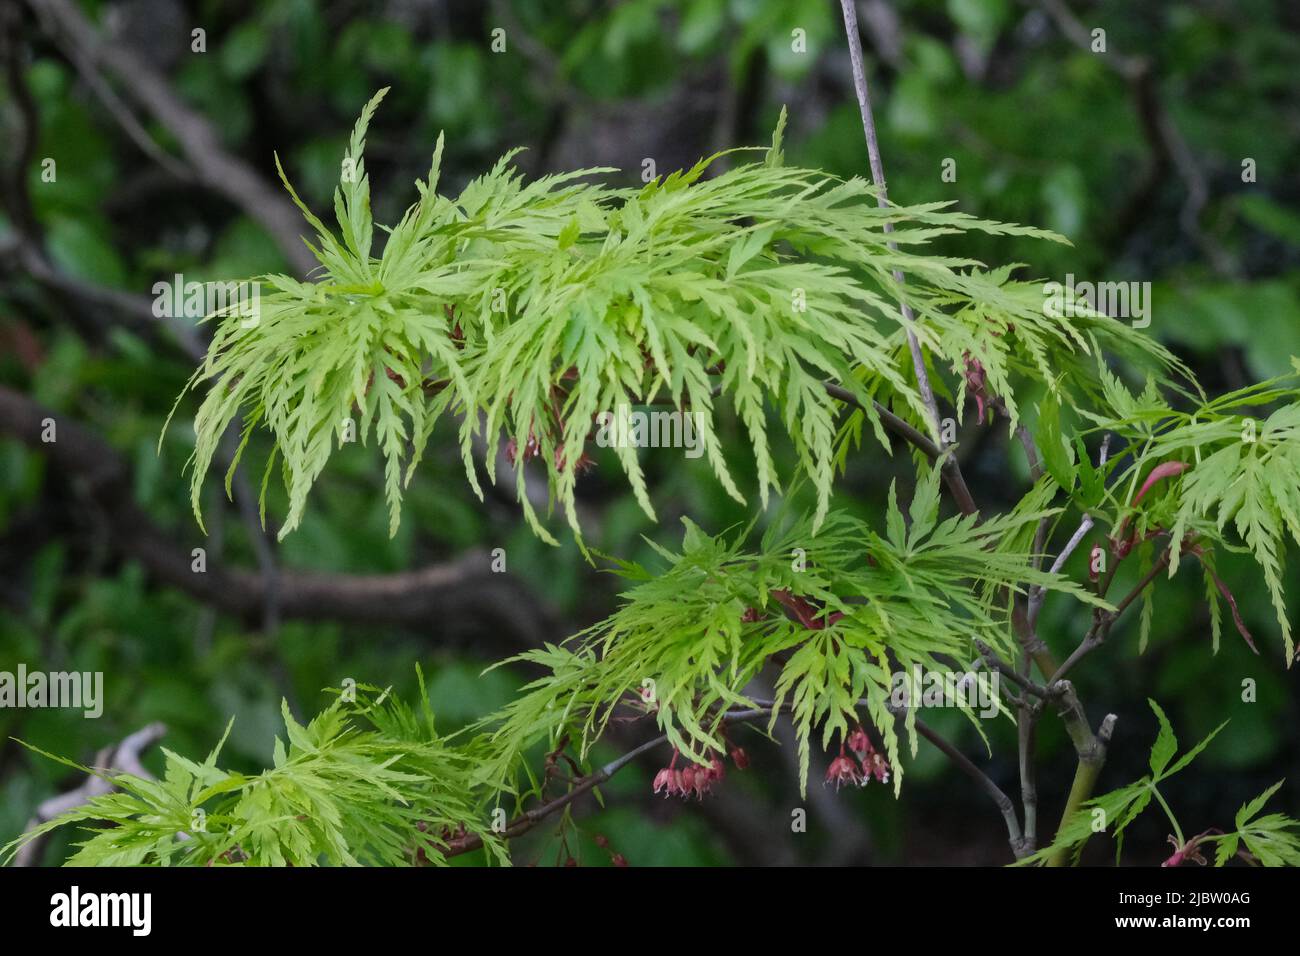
[1132, 461, 1189, 508]
[772, 589, 844, 630]
[1161, 834, 1208, 868]
[963, 352, 990, 423]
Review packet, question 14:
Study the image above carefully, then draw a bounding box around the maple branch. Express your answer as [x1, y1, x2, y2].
[0, 386, 554, 649]
[447, 699, 1028, 861]
[443, 706, 772, 859]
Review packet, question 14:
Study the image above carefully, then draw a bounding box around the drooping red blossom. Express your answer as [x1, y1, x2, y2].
[825, 744, 864, 790]
[653, 750, 682, 797]
[554, 445, 596, 475]
[651, 769, 676, 796]
[729, 746, 750, 770]
[653, 749, 724, 801]
[844, 726, 891, 784]
[506, 432, 541, 467]
[679, 764, 697, 797]
[864, 750, 891, 785]
[702, 755, 726, 788]
[846, 725, 870, 759]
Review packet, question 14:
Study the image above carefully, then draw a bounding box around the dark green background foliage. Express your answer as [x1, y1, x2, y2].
[1, 0, 1298, 865]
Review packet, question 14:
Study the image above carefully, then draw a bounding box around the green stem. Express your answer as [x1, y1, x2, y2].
[1150, 783, 1184, 847]
[1046, 710, 1117, 866]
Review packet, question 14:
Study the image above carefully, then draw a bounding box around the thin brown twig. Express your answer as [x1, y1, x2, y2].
[837, 0, 979, 519]
[446, 695, 1028, 861]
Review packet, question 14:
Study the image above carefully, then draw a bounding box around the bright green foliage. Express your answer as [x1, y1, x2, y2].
[915, 266, 1189, 430]
[173, 89, 475, 538]
[177, 92, 1143, 544]
[1214, 779, 1300, 867]
[51, 86, 1300, 869]
[474, 462, 1106, 796]
[1079, 365, 1300, 660]
[1019, 700, 1300, 866]
[2, 679, 504, 867]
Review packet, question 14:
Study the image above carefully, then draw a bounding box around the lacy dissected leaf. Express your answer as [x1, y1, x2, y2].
[2, 686, 504, 867]
[1016, 700, 1229, 866]
[1083, 370, 1300, 661]
[475, 463, 1100, 797]
[1216, 779, 1300, 866]
[921, 268, 1193, 432]
[177, 93, 1095, 544]
[171, 89, 474, 538]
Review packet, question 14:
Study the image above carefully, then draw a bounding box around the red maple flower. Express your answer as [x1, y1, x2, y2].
[846, 725, 870, 759]
[865, 750, 891, 785]
[825, 744, 864, 790]
[505, 431, 541, 467]
[653, 750, 682, 797]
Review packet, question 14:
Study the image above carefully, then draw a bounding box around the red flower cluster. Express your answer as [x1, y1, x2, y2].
[825, 749, 863, 790]
[505, 431, 541, 466]
[652, 747, 745, 800]
[825, 726, 891, 789]
[505, 421, 597, 475]
[554, 445, 596, 475]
